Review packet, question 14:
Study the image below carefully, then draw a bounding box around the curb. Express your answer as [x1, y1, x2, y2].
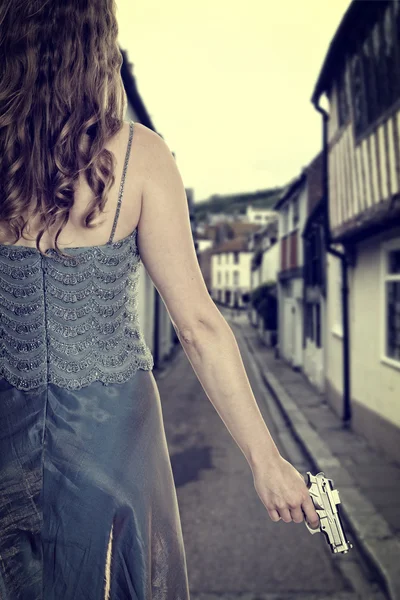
[241, 326, 400, 600]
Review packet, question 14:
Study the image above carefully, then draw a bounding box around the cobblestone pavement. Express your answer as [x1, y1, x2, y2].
[230, 311, 400, 600]
[153, 313, 388, 600]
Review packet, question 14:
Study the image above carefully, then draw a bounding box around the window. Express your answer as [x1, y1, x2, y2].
[311, 231, 318, 285]
[305, 229, 323, 287]
[217, 271, 221, 284]
[381, 5, 397, 110]
[282, 205, 289, 236]
[372, 22, 386, 114]
[362, 36, 378, 124]
[316, 303, 321, 348]
[305, 302, 322, 347]
[234, 251, 239, 264]
[351, 4, 400, 140]
[225, 271, 229, 285]
[233, 270, 239, 286]
[292, 195, 299, 227]
[306, 303, 314, 341]
[351, 53, 366, 138]
[218, 255, 221, 264]
[337, 67, 350, 127]
[382, 240, 400, 365]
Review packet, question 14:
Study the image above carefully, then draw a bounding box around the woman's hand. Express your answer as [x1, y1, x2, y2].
[251, 454, 320, 529]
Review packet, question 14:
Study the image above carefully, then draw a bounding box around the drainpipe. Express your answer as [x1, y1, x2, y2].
[313, 99, 352, 425]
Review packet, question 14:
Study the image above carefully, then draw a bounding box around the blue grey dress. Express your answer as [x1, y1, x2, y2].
[0, 121, 190, 599]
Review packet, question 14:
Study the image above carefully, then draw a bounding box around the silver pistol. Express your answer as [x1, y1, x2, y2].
[304, 471, 353, 554]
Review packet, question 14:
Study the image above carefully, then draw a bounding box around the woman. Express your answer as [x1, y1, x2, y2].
[0, 1, 320, 598]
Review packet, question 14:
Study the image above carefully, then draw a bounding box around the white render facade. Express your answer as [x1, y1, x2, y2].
[313, 0, 400, 462]
[250, 245, 279, 315]
[211, 249, 253, 307]
[276, 181, 307, 370]
[246, 204, 278, 226]
[325, 229, 400, 457]
[303, 288, 326, 393]
[196, 239, 213, 253]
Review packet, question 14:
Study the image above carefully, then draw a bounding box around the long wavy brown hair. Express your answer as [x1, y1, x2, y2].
[0, 0, 127, 258]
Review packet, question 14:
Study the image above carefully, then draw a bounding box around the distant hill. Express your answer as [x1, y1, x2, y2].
[193, 187, 282, 222]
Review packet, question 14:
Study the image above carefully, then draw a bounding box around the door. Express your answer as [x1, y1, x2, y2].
[291, 304, 296, 366]
[283, 298, 293, 361]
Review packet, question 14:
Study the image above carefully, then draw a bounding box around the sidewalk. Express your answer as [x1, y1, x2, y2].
[237, 320, 400, 600]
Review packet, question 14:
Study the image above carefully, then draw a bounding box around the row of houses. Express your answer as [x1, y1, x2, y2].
[196, 203, 278, 306]
[124, 0, 400, 464]
[275, 0, 400, 465]
[307, 0, 400, 464]
[198, 0, 400, 466]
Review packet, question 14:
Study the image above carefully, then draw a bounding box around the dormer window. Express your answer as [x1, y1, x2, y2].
[292, 196, 299, 228]
[350, 3, 399, 141]
[337, 67, 350, 127]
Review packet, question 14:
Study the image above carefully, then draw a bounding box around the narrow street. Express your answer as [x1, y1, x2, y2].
[154, 311, 387, 600]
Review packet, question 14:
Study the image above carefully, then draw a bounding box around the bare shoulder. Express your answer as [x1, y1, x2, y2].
[130, 122, 173, 178]
[131, 122, 225, 335]
[131, 121, 164, 148]
[130, 121, 165, 153]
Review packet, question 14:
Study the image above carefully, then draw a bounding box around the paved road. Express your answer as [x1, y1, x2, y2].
[154, 311, 387, 600]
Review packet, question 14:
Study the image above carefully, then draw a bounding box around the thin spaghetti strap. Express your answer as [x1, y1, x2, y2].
[108, 120, 135, 244]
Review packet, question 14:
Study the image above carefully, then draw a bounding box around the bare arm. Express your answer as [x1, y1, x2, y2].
[135, 123, 280, 471]
[175, 318, 281, 470]
[134, 123, 320, 529]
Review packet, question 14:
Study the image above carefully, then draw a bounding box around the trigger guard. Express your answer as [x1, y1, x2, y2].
[304, 520, 321, 534]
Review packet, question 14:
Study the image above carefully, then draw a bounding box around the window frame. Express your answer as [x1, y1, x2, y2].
[315, 302, 321, 349]
[337, 64, 350, 128]
[292, 195, 299, 228]
[380, 237, 400, 370]
[351, 2, 400, 144]
[306, 302, 314, 341]
[282, 204, 289, 236]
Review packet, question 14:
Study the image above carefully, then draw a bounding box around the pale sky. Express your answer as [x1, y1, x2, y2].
[116, 0, 352, 203]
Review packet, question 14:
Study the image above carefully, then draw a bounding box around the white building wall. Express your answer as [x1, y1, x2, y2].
[352, 231, 400, 428]
[303, 295, 326, 392]
[261, 243, 279, 283]
[277, 182, 307, 369]
[247, 205, 278, 225]
[325, 229, 400, 463]
[297, 186, 307, 260]
[208, 213, 236, 225]
[325, 252, 344, 402]
[197, 239, 213, 253]
[251, 267, 262, 289]
[211, 251, 252, 305]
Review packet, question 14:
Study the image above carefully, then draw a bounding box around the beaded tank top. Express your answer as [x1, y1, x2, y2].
[0, 120, 154, 392]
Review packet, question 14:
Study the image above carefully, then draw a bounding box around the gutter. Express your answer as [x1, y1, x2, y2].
[313, 99, 352, 424]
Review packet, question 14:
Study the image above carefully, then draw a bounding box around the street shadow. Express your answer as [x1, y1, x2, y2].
[170, 445, 214, 487]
